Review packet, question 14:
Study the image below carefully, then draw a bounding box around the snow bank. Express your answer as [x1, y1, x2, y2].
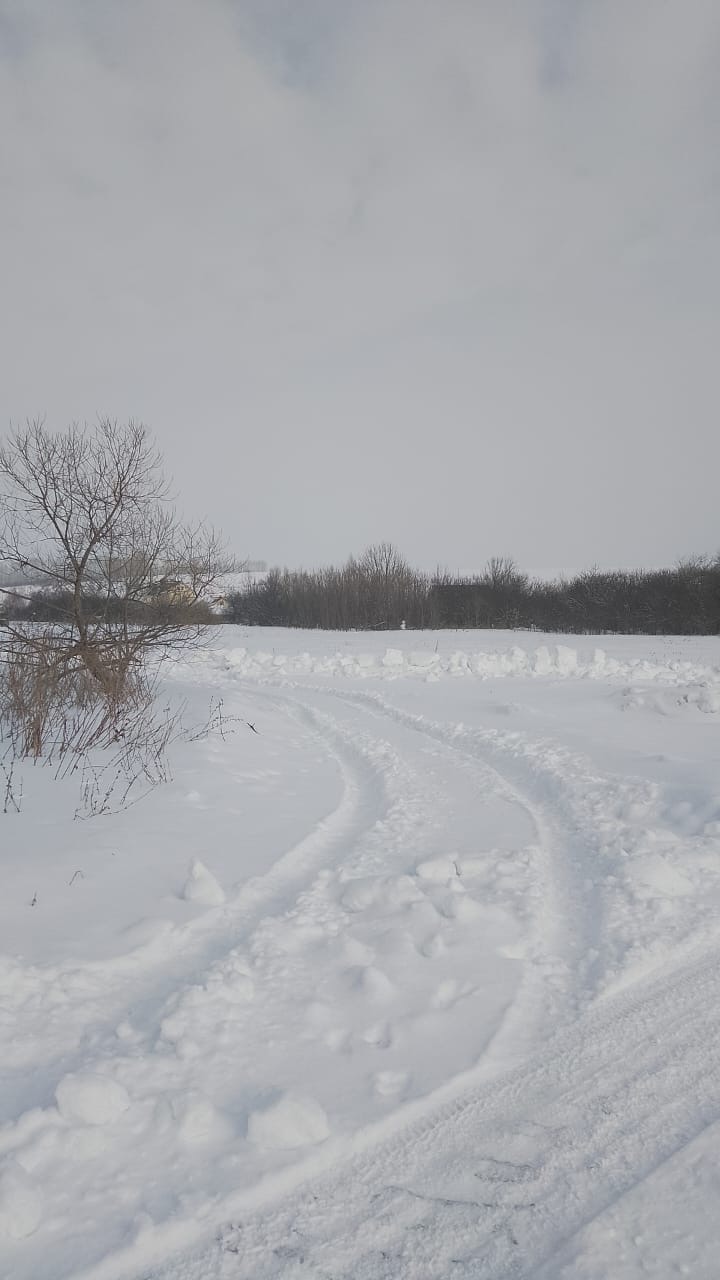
[191, 642, 720, 689]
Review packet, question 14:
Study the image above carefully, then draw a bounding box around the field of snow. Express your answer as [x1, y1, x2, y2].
[2, 626, 720, 1279]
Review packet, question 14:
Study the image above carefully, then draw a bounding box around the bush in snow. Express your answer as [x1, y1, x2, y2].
[0, 419, 233, 763]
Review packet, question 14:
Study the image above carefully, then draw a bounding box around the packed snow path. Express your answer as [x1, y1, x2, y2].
[1, 629, 720, 1279]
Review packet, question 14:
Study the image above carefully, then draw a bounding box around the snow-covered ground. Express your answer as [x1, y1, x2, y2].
[2, 626, 720, 1279]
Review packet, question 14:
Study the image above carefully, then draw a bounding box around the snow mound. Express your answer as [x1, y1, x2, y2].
[55, 1073, 131, 1126]
[246, 1093, 330, 1150]
[182, 859, 226, 906]
[202, 642, 720, 688]
[0, 1165, 42, 1239]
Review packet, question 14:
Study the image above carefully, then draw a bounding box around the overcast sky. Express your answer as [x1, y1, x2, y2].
[1, 1, 719, 574]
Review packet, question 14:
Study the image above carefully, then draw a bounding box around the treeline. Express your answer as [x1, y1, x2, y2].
[0, 587, 216, 626]
[226, 544, 433, 630]
[224, 545, 720, 635]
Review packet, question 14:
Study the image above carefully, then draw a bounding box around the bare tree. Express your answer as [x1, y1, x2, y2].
[0, 418, 234, 757]
[357, 542, 415, 627]
[482, 557, 527, 592]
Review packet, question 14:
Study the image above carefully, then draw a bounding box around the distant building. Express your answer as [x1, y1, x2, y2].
[143, 577, 196, 606]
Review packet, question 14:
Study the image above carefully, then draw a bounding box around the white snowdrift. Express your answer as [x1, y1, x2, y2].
[179, 639, 720, 693]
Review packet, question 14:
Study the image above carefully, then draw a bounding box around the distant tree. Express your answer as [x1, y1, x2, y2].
[224, 547, 720, 637]
[482, 557, 527, 592]
[357, 542, 416, 628]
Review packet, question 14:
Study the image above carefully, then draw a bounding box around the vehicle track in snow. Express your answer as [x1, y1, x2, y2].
[1, 681, 577, 1280]
[276, 680, 714, 1005]
[7, 671, 720, 1280]
[45, 678, 622, 1280]
[0, 695, 394, 1118]
[271, 683, 611, 1011]
[128, 942, 720, 1280]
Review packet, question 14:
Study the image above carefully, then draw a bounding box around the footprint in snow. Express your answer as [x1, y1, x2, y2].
[420, 933, 446, 959]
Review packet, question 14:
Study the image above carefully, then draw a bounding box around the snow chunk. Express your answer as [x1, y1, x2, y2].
[554, 644, 579, 676]
[698, 687, 720, 714]
[531, 645, 553, 675]
[373, 1070, 409, 1097]
[0, 1165, 42, 1239]
[355, 653, 376, 669]
[382, 648, 405, 668]
[409, 651, 440, 669]
[247, 1093, 330, 1150]
[416, 856, 460, 882]
[55, 1072, 131, 1126]
[182, 859, 226, 906]
[171, 1093, 235, 1146]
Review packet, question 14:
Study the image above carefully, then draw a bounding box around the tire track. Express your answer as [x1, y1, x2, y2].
[10, 674, 717, 1280]
[55, 682, 720, 1280]
[1, 693, 393, 1120]
[273, 680, 704, 1005]
[271, 682, 612, 1014]
[132, 942, 720, 1280]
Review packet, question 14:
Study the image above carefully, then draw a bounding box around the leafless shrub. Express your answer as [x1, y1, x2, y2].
[72, 693, 250, 819]
[1, 744, 22, 814]
[72, 694, 182, 819]
[0, 418, 236, 769]
[183, 696, 243, 743]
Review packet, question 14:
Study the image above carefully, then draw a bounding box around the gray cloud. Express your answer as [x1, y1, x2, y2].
[2, 0, 719, 572]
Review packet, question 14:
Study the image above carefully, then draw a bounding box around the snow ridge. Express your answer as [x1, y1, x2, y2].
[170, 639, 720, 699]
